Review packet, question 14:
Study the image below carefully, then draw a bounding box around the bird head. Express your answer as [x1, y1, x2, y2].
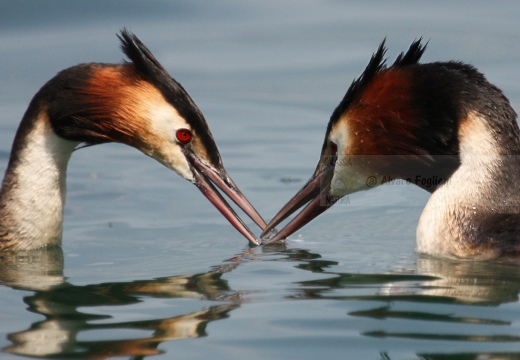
[45, 30, 265, 245]
[262, 39, 464, 242]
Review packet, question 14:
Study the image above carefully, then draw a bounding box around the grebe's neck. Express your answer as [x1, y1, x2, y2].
[0, 109, 78, 251]
[417, 111, 520, 259]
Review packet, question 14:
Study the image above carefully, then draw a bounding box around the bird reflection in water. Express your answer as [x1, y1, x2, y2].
[257, 244, 520, 359]
[3, 245, 520, 359]
[0, 246, 252, 359]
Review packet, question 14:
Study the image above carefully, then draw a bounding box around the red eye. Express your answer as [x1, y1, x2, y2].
[330, 142, 338, 155]
[176, 129, 192, 144]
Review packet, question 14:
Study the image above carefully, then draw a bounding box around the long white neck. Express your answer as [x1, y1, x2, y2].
[416, 112, 520, 259]
[0, 111, 78, 251]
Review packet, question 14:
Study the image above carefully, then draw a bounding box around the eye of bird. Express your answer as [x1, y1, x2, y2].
[330, 142, 338, 155]
[176, 128, 193, 144]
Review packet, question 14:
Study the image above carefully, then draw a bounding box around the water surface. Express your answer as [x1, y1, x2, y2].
[1, 1, 520, 359]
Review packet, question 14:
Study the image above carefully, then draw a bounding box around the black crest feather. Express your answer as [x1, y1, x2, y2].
[329, 40, 388, 130]
[393, 38, 427, 67]
[118, 29, 169, 80]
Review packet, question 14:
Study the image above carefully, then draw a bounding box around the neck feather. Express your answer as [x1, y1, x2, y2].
[0, 110, 78, 250]
[417, 111, 520, 259]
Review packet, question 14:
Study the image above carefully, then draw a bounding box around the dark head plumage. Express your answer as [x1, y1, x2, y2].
[311, 38, 461, 189]
[326, 39, 427, 139]
[118, 29, 222, 167]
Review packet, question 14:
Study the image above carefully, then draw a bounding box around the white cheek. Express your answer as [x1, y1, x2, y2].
[142, 101, 195, 182]
[147, 102, 189, 139]
[330, 164, 370, 196]
[158, 144, 195, 182]
[328, 121, 369, 196]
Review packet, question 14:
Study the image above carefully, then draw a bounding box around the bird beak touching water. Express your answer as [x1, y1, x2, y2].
[185, 151, 266, 246]
[261, 165, 336, 243]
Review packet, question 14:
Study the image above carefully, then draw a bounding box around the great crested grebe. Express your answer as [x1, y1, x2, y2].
[0, 29, 266, 251]
[262, 39, 520, 260]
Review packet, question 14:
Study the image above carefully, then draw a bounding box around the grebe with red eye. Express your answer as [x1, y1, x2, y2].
[0, 29, 266, 251]
[176, 129, 192, 143]
[263, 39, 520, 261]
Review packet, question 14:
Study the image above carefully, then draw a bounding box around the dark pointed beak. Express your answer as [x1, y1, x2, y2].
[186, 152, 266, 246]
[261, 165, 337, 243]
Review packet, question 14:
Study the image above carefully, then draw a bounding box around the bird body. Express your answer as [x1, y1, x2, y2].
[263, 39, 520, 260]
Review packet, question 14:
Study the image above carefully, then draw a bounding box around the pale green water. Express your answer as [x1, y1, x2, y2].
[1, 1, 520, 359]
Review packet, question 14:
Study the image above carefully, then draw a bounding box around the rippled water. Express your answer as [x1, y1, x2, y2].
[1, 1, 520, 359]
